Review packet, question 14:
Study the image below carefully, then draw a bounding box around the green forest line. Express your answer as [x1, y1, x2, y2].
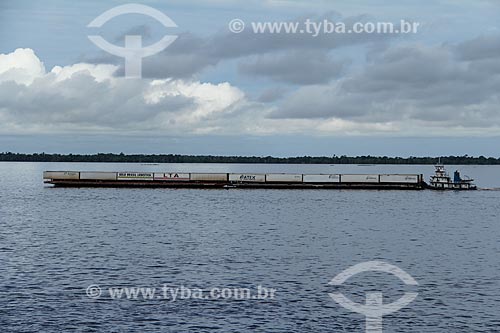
[1, 152, 499, 164]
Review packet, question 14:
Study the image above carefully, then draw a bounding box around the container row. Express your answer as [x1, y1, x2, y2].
[44, 172, 422, 184]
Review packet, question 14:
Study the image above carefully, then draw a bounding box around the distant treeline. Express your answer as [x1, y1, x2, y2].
[1, 152, 499, 164]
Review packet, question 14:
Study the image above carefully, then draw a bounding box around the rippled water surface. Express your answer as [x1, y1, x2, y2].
[1, 162, 500, 332]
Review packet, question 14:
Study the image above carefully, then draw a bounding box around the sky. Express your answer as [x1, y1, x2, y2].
[0, 0, 500, 156]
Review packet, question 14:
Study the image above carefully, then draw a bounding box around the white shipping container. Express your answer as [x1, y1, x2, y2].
[117, 172, 154, 181]
[190, 173, 228, 182]
[341, 174, 379, 183]
[43, 171, 80, 180]
[303, 174, 341, 183]
[80, 172, 117, 180]
[379, 174, 419, 184]
[154, 173, 190, 181]
[265, 174, 303, 182]
[229, 174, 266, 182]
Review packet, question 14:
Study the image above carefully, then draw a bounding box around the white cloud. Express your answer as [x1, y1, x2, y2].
[0, 48, 46, 85]
[0, 48, 246, 135]
[50, 63, 118, 83]
[145, 80, 244, 121]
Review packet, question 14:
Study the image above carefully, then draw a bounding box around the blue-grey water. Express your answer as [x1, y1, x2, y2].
[1, 162, 500, 332]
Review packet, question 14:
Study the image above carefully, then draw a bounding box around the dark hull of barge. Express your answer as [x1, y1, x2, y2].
[46, 180, 426, 190]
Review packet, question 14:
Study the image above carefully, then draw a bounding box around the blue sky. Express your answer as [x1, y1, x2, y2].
[1, 0, 500, 156]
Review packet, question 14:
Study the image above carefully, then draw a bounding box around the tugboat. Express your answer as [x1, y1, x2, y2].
[428, 163, 477, 190]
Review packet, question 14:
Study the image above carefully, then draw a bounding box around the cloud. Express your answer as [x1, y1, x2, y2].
[0, 49, 245, 135]
[140, 32, 219, 79]
[455, 34, 500, 61]
[270, 39, 500, 133]
[3, 30, 500, 139]
[0, 49, 395, 137]
[256, 87, 288, 103]
[0, 48, 46, 85]
[239, 50, 346, 84]
[88, 12, 394, 80]
[87, 32, 219, 79]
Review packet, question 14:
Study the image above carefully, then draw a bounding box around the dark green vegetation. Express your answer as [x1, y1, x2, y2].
[1, 152, 499, 164]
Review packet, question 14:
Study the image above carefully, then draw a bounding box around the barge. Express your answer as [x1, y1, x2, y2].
[43, 171, 426, 190]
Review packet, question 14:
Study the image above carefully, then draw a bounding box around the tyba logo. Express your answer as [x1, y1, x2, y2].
[87, 4, 178, 78]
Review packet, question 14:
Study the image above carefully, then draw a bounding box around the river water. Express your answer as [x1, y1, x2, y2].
[1, 163, 499, 332]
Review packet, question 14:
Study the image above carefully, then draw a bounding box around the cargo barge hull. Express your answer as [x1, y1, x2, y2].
[47, 180, 424, 190]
